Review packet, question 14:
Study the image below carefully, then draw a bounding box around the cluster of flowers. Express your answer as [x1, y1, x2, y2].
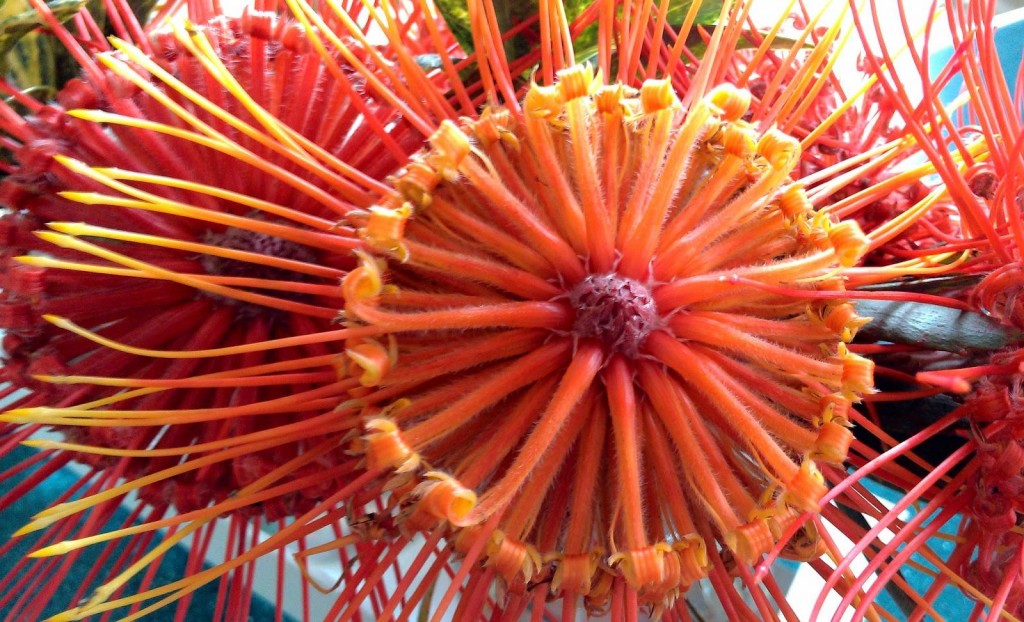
[0, 0, 1020, 620]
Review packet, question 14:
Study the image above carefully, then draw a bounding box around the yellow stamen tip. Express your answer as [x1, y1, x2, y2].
[28, 542, 74, 557]
[12, 519, 49, 537]
[45, 222, 82, 235]
[41, 314, 69, 327]
[50, 153, 78, 167]
[0, 408, 33, 423]
[65, 109, 110, 123]
[56, 191, 103, 204]
[14, 255, 45, 266]
[33, 230, 67, 245]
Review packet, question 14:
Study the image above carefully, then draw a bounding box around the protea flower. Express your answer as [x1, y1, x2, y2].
[0, 0, 979, 620]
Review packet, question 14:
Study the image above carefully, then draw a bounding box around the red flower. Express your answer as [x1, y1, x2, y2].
[0, 2, 459, 619]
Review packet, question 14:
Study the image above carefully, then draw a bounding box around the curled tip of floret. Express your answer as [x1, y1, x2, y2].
[341, 250, 387, 303]
[548, 550, 604, 596]
[524, 82, 565, 120]
[485, 530, 545, 585]
[639, 78, 678, 114]
[360, 203, 412, 262]
[725, 518, 775, 565]
[837, 342, 875, 399]
[757, 129, 800, 171]
[556, 64, 598, 102]
[608, 542, 672, 590]
[707, 83, 752, 122]
[401, 472, 478, 530]
[426, 120, 471, 181]
[828, 220, 870, 267]
[363, 410, 420, 472]
[812, 420, 854, 464]
[345, 335, 397, 387]
[783, 460, 828, 513]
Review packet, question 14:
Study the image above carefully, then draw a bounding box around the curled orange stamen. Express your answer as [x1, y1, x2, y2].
[784, 460, 828, 513]
[608, 542, 671, 589]
[708, 83, 752, 122]
[363, 414, 419, 472]
[813, 420, 854, 463]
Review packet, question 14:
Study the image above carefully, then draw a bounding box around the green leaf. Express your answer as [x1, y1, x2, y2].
[665, 0, 724, 27]
[433, 0, 474, 53]
[1, 0, 87, 53]
[1, 0, 85, 85]
[855, 299, 1023, 353]
[434, 0, 725, 60]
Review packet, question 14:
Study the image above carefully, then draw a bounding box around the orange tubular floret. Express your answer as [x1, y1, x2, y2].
[550, 552, 601, 596]
[609, 543, 671, 589]
[523, 82, 564, 120]
[364, 415, 419, 472]
[757, 129, 800, 171]
[823, 302, 870, 342]
[414, 471, 478, 527]
[671, 537, 710, 585]
[726, 518, 775, 565]
[469, 107, 519, 149]
[708, 84, 752, 122]
[556, 64, 596, 101]
[394, 161, 441, 208]
[784, 460, 828, 513]
[486, 530, 544, 584]
[828, 220, 870, 267]
[720, 122, 757, 158]
[647, 536, 709, 604]
[361, 204, 411, 260]
[344, 337, 395, 386]
[594, 84, 628, 115]
[813, 421, 854, 464]
[426, 120, 471, 180]
[779, 183, 813, 221]
[838, 343, 875, 398]
[819, 393, 852, 426]
[341, 251, 385, 302]
[639, 78, 677, 113]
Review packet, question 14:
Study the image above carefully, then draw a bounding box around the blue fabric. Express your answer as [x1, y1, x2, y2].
[929, 8, 1024, 110]
[0, 445, 294, 621]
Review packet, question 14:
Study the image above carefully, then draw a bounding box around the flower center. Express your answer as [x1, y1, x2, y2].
[568, 273, 658, 358]
[201, 224, 318, 311]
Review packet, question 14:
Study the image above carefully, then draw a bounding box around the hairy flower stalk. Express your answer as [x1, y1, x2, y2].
[0, 0, 977, 620]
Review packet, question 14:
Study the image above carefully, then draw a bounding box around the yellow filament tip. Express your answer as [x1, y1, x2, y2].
[28, 541, 76, 558]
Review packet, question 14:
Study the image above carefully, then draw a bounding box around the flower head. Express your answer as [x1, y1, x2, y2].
[0, 3, 458, 618]
[341, 64, 876, 613]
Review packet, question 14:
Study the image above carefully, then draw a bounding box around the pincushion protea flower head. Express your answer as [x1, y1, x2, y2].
[343, 62, 876, 611]
[0, 1, 463, 618]
[0, 0, 972, 620]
